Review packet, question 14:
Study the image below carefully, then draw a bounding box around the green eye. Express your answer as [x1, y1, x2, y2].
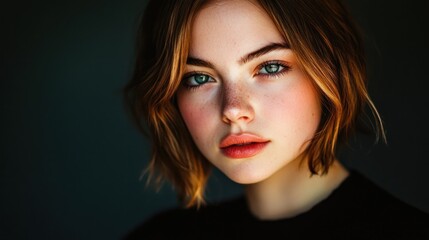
[259, 63, 284, 74]
[194, 74, 210, 84]
[183, 73, 212, 87]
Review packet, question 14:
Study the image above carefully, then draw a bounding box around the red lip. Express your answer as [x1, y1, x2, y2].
[219, 134, 269, 159]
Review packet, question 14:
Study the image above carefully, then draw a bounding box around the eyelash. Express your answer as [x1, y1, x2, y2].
[255, 60, 291, 78]
[181, 61, 292, 90]
[182, 71, 213, 90]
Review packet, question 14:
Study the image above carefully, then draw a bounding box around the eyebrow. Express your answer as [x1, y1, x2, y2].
[186, 42, 289, 68]
[239, 42, 289, 64]
[186, 57, 215, 69]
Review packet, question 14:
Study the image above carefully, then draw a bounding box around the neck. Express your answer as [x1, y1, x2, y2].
[244, 158, 349, 220]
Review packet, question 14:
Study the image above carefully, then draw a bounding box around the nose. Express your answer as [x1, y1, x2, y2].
[221, 83, 254, 124]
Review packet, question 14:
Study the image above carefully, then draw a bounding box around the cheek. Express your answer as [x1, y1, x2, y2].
[292, 92, 321, 138]
[290, 84, 321, 135]
[262, 79, 321, 137]
[180, 105, 207, 134]
[177, 93, 217, 144]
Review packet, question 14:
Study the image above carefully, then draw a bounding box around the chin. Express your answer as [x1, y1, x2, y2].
[223, 167, 272, 185]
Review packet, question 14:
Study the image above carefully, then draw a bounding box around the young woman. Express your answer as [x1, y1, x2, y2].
[123, 0, 429, 238]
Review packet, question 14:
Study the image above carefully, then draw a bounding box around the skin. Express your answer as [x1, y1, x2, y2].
[176, 0, 348, 220]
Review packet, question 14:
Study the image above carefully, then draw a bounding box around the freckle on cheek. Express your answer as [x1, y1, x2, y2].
[188, 106, 205, 125]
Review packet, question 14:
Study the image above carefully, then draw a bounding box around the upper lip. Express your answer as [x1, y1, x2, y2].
[219, 133, 269, 148]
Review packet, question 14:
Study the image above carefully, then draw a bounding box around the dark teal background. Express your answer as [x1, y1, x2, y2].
[1, 0, 428, 239]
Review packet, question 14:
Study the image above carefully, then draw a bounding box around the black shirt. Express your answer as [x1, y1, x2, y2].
[124, 170, 429, 239]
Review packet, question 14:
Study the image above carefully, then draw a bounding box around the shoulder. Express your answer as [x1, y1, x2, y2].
[343, 170, 427, 215]
[122, 207, 198, 239]
[122, 196, 245, 240]
[332, 170, 429, 237]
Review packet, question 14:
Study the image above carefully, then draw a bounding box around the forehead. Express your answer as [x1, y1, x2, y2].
[190, 0, 284, 60]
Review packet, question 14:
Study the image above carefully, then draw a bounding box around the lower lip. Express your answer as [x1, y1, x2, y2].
[220, 142, 269, 159]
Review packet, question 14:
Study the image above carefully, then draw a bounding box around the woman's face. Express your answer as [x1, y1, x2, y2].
[176, 0, 321, 184]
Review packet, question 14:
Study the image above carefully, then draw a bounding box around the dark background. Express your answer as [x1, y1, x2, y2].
[1, 0, 428, 239]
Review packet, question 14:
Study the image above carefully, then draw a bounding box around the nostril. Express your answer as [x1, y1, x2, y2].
[221, 83, 254, 124]
[221, 99, 254, 124]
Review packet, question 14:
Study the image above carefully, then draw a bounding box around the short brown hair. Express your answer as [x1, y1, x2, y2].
[123, 0, 385, 207]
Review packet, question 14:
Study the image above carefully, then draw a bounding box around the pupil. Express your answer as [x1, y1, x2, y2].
[266, 64, 278, 73]
[196, 75, 207, 83]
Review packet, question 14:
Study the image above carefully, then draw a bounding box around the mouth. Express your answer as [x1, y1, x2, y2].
[219, 134, 270, 159]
